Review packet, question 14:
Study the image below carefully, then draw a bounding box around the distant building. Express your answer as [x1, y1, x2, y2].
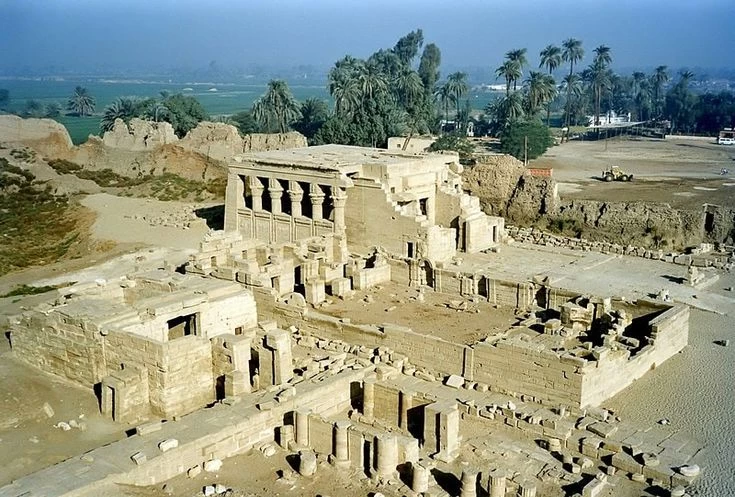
[586, 110, 632, 127]
[718, 128, 735, 145]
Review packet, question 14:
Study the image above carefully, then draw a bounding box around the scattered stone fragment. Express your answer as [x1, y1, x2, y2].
[204, 459, 223, 473]
[42, 402, 55, 418]
[130, 452, 147, 465]
[55, 421, 71, 431]
[158, 438, 179, 452]
[679, 464, 700, 477]
[445, 375, 465, 389]
[298, 450, 317, 476]
[670, 486, 686, 497]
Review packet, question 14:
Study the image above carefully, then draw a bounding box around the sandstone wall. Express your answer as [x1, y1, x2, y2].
[345, 178, 426, 257]
[257, 303, 469, 378]
[579, 305, 689, 407]
[10, 311, 105, 386]
[242, 131, 307, 152]
[0, 115, 73, 157]
[472, 340, 586, 406]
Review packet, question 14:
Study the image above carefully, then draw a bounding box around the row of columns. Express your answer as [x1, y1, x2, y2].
[409, 465, 513, 497]
[244, 176, 347, 230]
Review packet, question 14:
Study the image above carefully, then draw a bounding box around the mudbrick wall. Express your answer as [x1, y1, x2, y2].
[0, 115, 308, 183]
[462, 153, 735, 249]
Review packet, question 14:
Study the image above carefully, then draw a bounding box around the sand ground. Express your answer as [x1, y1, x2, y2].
[531, 137, 735, 209]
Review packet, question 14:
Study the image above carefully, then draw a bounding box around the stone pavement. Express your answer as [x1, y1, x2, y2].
[455, 243, 735, 315]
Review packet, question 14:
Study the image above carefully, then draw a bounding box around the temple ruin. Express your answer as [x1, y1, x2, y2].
[3, 144, 701, 497]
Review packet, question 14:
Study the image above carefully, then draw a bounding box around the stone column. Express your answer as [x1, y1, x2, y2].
[411, 463, 430, 493]
[249, 177, 264, 211]
[268, 178, 284, 215]
[288, 181, 303, 217]
[333, 420, 350, 466]
[399, 390, 414, 431]
[375, 434, 398, 478]
[309, 184, 325, 220]
[460, 467, 478, 497]
[518, 479, 537, 497]
[488, 469, 507, 497]
[331, 187, 348, 231]
[295, 408, 310, 448]
[363, 379, 375, 419]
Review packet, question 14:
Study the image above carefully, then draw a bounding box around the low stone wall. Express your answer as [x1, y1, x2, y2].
[259, 290, 688, 408]
[507, 225, 734, 270]
[472, 338, 586, 406]
[579, 304, 689, 407]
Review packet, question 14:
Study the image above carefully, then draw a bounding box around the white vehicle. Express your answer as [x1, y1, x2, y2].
[718, 137, 735, 145]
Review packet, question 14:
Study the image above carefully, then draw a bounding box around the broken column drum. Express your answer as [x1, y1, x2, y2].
[299, 449, 317, 476]
[460, 467, 478, 497]
[375, 434, 398, 478]
[488, 469, 507, 497]
[333, 420, 350, 464]
[411, 463, 430, 493]
[519, 480, 537, 497]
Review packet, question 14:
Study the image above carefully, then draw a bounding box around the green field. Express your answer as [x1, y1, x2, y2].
[2, 77, 503, 144]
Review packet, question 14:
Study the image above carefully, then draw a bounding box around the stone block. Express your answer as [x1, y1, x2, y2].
[158, 438, 179, 452]
[130, 452, 147, 465]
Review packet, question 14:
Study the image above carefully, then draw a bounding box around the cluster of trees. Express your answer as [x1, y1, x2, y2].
[232, 30, 449, 149]
[98, 91, 208, 137]
[4, 30, 735, 155]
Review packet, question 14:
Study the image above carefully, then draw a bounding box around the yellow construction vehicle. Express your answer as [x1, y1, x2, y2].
[602, 166, 633, 182]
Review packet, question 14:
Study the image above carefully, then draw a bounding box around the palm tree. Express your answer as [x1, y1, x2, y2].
[355, 62, 388, 103]
[435, 83, 453, 121]
[631, 72, 648, 120]
[495, 61, 521, 95]
[67, 86, 96, 116]
[505, 48, 528, 91]
[394, 67, 424, 108]
[539, 45, 562, 75]
[562, 39, 584, 127]
[446, 72, 469, 121]
[252, 80, 302, 133]
[678, 69, 695, 87]
[145, 102, 170, 122]
[496, 91, 525, 126]
[561, 73, 583, 131]
[592, 45, 612, 68]
[100, 97, 145, 132]
[586, 61, 612, 126]
[524, 71, 557, 117]
[328, 56, 361, 116]
[651, 65, 669, 118]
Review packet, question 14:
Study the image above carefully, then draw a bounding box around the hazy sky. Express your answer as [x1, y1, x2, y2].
[2, 0, 734, 75]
